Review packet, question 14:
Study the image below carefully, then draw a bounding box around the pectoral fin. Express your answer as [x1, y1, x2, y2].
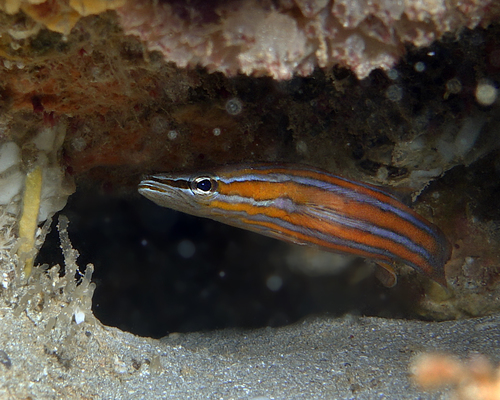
[375, 262, 398, 288]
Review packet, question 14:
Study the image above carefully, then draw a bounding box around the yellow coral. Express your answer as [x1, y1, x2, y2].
[69, 0, 124, 16]
[1, 0, 125, 36]
[18, 165, 42, 278]
[21, 1, 81, 35]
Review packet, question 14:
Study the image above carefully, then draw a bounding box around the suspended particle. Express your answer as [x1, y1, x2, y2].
[213, 127, 221, 136]
[296, 140, 308, 155]
[167, 130, 178, 140]
[385, 85, 403, 102]
[266, 275, 283, 291]
[475, 79, 498, 106]
[225, 97, 243, 115]
[151, 115, 170, 134]
[177, 239, 195, 258]
[446, 78, 462, 95]
[71, 137, 87, 152]
[414, 62, 425, 72]
[443, 78, 462, 100]
[386, 69, 399, 80]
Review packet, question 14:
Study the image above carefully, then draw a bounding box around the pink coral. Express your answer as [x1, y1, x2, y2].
[412, 353, 500, 400]
[116, 0, 499, 80]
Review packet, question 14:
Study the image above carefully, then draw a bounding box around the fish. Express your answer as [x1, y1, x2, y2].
[138, 163, 451, 287]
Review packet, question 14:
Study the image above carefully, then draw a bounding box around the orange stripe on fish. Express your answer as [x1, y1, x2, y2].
[138, 163, 451, 286]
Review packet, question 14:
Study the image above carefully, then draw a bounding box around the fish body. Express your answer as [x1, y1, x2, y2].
[138, 163, 451, 286]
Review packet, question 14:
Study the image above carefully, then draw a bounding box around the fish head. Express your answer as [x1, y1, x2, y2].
[138, 171, 219, 217]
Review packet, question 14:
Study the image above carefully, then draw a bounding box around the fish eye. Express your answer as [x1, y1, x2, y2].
[196, 179, 211, 191]
[191, 175, 217, 196]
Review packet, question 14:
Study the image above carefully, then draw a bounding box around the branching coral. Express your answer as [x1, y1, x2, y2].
[10, 215, 96, 342]
[0, 148, 95, 341]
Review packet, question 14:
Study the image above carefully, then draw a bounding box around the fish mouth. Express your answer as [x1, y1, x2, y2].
[138, 180, 162, 195]
[140, 175, 190, 189]
[139, 173, 187, 194]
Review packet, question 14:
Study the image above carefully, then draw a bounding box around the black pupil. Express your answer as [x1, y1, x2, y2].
[196, 179, 212, 191]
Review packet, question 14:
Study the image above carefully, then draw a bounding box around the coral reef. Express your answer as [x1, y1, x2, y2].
[0, 0, 124, 35]
[0, 0, 497, 337]
[0, 0, 497, 330]
[1, 0, 498, 80]
[0, 3, 498, 398]
[116, 0, 500, 79]
[412, 353, 500, 400]
[1, 211, 96, 344]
